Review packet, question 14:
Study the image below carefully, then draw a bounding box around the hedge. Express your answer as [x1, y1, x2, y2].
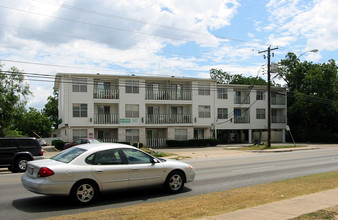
[166, 139, 219, 148]
[52, 139, 66, 150]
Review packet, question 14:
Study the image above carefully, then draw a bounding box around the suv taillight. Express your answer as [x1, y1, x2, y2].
[38, 167, 54, 177]
[40, 148, 44, 156]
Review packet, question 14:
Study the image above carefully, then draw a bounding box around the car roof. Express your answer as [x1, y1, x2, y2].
[76, 143, 136, 152]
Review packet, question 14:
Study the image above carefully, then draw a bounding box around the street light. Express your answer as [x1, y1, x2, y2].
[299, 49, 319, 58]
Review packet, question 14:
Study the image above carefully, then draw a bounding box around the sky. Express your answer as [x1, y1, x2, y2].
[0, 0, 337, 110]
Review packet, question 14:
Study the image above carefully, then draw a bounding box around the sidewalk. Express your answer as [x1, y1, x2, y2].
[199, 188, 338, 220]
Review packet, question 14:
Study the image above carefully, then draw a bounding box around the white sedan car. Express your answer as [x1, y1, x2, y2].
[21, 143, 195, 204]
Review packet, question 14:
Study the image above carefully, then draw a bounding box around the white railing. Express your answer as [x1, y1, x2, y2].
[146, 138, 167, 147]
[272, 97, 286, 105]
[234, 115, 250, 123]
[146, 114, 192, 124]
[98, 138, 118, 143]
[146, 89, 192, 100]
[272, 115, 286, 123]
[234, 96, 250, 104]
[94, 114, 119, 124]
[94, 89, 119, 99]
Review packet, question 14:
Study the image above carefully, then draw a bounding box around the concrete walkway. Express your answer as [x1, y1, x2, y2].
[199, 188, 338, 220]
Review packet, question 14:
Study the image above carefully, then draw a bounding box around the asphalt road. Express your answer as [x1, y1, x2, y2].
[1, 147, 338, 220]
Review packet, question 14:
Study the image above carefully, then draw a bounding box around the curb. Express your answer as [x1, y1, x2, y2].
[251, 147, 319, 153]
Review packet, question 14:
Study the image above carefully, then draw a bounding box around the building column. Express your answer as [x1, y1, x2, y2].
[248, 129, 252, 144]
[282, 128, 286, 143]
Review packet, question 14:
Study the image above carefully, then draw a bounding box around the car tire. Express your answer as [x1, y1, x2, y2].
[71, 181, 98, 205]
[14, 157, 29, 172]
[164, 171, 185, 193]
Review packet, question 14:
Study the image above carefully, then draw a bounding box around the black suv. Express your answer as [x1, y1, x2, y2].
[0, 137, 44, 172]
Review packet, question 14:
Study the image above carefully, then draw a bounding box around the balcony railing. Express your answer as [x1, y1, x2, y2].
[146, 138, 167, 147]
[146, 89, 192, 100]
[98, 138, 118, 143]
[234, 115, 250, 124]
[272, 115, 286, 123]
[146, 114, 192, 124]
[94, 114, 119, 124]
[234, 96, 250, 104]
[272, 97, 285, 105]
[94, 89, 119, 99]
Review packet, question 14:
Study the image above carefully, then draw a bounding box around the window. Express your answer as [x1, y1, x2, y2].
[126, 104, 139, 118]
[256, 109, 266, 119]
[122, 148, 153, 164]
[73, 104, 88, 117]
[217, 88, 228, 99]
[89, 149, 123, 165]
[256, 91, 265, 100]
[73, 129, 87, 140]
[125, 80, 139, 93]
[198, 82, 210, 95]
[51, 147, 87, 163]
[199, 105, 211, 118]
[126, 129, 139, 142]
[194, 129, 204, 139]
[175, 129, 187, 140]
[72, 78, 87, 92]
[217, 108, 228, 119]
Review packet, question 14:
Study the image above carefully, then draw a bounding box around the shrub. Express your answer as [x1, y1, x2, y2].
[52, 139, 65, 150]
[166, 139, 219, 148]
[132, 143, 143, 148]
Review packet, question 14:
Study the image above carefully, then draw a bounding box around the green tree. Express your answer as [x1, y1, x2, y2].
[14, 107, 52, 137]
[42, 90, 59, 130]
[0, 64, 31, 137]
[210, 68, 267, 85]
[278, 53, 338, 142]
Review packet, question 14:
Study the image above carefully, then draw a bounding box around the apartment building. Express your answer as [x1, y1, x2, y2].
[54, 73, 287, 147]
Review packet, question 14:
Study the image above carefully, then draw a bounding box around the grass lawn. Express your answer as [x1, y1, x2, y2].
[42, 171, 338, 220]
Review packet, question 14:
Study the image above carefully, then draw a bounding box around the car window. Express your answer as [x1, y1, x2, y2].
[51, 147, 87, 163]
[17, 139, 38, 147]
[89, 149, 123, 165]
[0, 139, 13, 148]
[75, 139, 82, 144]
[122, 148, 153, 164]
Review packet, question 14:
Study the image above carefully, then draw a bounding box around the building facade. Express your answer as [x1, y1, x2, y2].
[54, 73, 287, 147]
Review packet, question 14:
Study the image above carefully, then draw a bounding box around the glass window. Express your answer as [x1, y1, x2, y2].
[73, 129, 87, 140]
[51, 147, 87, 163]
[217, 108, 228, 119]
[199, 105, 211, 118]
[256, 91, 265, 100]
[72, 78, 87, 92]
[175, 129, 187, 140]
[126, 80, 139, 94]
[256, 109, 266, 119]
[126, 104, 139, 118]
[198, 82, 210, 96]
[122, 148, 153, 164]
[217, 88, 228, 99]
[126, 129, 139, 142]
[73, 104, 87, 117]
[89, 149, 123, 165]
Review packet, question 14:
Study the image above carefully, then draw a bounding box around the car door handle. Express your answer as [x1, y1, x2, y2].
[95, 170, 103, 174]
[132, 169, 139, 172]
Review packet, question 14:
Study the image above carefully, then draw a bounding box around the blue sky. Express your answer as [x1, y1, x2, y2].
[0, 0, 337, 110]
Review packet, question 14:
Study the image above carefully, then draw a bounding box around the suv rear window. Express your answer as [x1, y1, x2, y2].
[0, 139, 14, 148]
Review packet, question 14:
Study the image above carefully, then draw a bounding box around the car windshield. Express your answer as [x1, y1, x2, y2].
[51, 147, 87, 163]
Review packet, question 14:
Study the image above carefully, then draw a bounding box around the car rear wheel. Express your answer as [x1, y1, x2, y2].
[165, 171, 185, 193]
[14, 157, 29, 172]
[71, 181, 98, 204]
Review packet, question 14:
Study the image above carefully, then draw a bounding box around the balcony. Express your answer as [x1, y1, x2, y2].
[234, 115, 250, 124]
[272, 115, 286, 123]
[272, 97, 286, 105]
[94, 114, 119, 124]
[146, 89, 192, 100]
[146, 114, 192, 124]
[234, 96, 250, 104]
[93, 89, 119, 99]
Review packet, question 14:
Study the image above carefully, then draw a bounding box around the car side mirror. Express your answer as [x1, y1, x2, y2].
[152, 158, 160, 163]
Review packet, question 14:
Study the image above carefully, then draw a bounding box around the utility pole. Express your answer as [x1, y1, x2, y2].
[258, 46, 278, 148]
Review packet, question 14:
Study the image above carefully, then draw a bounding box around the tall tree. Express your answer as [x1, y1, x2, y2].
[0, 64, 31, 136]
[210, 68, 267, 85]
[278, 53, 338, 142]
[42, 90, 59, 130]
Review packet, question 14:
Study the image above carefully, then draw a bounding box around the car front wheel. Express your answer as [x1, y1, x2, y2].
[14, 157, 29, 172]
[165, 171, 185, 193]
[71, 181, 98, 204]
